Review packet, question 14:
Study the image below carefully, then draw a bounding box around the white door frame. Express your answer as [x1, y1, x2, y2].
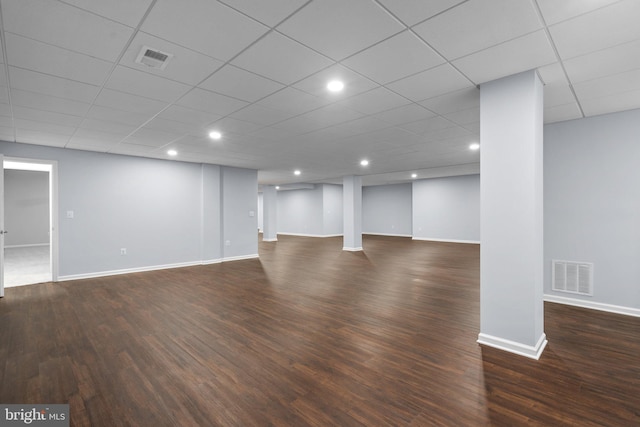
[3, 157, 59, 285]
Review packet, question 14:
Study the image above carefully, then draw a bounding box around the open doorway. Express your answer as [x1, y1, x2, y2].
[3, 158, 58, 288]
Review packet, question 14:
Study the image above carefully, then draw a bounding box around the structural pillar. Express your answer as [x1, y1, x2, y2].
[262, 185, 278, 242]
[478, 70, 546, 359]
[342, 175, 362, 251]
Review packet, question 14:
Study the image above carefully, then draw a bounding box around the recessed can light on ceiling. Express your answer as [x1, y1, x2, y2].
[411, 173, 417, 179]
[360, 159, 369, 166]
[469, 142, 480, 150]
[167, 149, 177, 156]
[209, 131, 222, 140]
[275, 186, 280, 190]
[327, 80, 344, 92]
[294, 169, 301, 176]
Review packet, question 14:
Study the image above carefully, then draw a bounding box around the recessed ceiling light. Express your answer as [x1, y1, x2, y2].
[360, 159, 369, 166]
[167, 149, 177, 156]
[209, 131, 222, 140]
[469, 142, 480, 150]
[327, 80, 344, 93]
[275, 186, 280, 190]
[411, 173, 417, 179]
[294, 169, 301, 176]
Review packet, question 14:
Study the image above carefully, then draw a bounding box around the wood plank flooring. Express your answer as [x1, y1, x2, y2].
[1, 235, 639, 426]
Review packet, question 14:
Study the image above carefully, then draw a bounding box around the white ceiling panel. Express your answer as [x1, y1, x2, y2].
[293, 64, 379, 100]
[157, 105, 220, 127]
[58, 0, 153, 27]
[343, 31, 444, 85]
[15, 117, 77, 135]
[537, 62, 569, 86]
[5, 33, 113, 86]
[563, 39, 640, 84]
[141, 0, 268, 60]
[2, 0, 134, 61]
[231, 32, 333, 85]
[123, 127, 182, 147]
[277, 0, 404, 61]
[76, 121, 135, 138]
[120, 32, 225, 86]
[376, 0, 467, 27]
[453, 30, 557, 84]
[549, 0, 640, 59]
[218, 0, 308, 27]
[544, 102, 583, 123]
[387, 64, 473, 102]
[372, 104, 437, 125]
[443, 107, 479, 125]
[199, 65, 284, 103]
[419, 87, 480, 115]
[12, 105, 83, 127]
[66, 137, 119, 152]
[144, 117, 195, 135]
[176, 88, 248, 116]
[9, 67, 100, 103]
[256, 87, 327, 115]
[413, 0, 542, 59]
[15, 129, 69, 147]
[105, 66, 191, 103]
[209, 117, 263, 136]
[573, 69, 640, 100]
[398, 116, 456, 135]
[580, 88, 640, 117]
[86, 105, 154, 127]
[536, 0, 624, 25]
[93, 89, 168, 115]
[229, 104, 295, 126]
[544, 85, 576, 108]
[338, 87, 410, 115]
[0, 103, 11, 118]
[9, 89, 91, 116]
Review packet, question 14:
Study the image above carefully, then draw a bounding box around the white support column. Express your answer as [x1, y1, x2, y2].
[262, 185, 278, 242]
[478, 70, 546, 359]
[343, 175, 362, 251]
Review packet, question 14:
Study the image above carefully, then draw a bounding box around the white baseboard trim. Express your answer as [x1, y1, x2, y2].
[58, 254, 259, 282]
[477, 332, 547, 360]
[544, 294, 640, 318]
[343, 246, 363, 252]
[363, 232, 412, 238]
[5, 243, 50, 249]
[277, 232, 342, 238]
[412, 237, 480, 244]
[262, 238, 278, 242]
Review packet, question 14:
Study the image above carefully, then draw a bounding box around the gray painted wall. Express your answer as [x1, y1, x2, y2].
[412, 174, 480, 243]
[322, 184, 342, 235]
[277, 186, 324, 235]
[362, 183, 412, 236]
[0, 141, 257, 278]
[545, 109, 640, 310]
[4, 169, 49, 246]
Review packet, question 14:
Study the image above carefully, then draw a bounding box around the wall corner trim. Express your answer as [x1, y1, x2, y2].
[477, 332, 547, 360]
[544, 294, 640, 318]
[343, 246, 363, 252]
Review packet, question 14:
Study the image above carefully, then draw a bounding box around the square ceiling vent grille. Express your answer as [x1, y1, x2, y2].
[135, 46, 173, 70]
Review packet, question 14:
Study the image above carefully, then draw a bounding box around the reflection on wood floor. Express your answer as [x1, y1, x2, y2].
[0, 235, 638, 426]
[4, 244, 50, 287]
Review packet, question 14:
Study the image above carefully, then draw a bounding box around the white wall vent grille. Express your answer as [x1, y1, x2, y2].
[552, 260, 593, 296]
[135, 46, 173, 70]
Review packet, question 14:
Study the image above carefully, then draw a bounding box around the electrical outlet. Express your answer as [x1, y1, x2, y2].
[120, 248, 127, 255]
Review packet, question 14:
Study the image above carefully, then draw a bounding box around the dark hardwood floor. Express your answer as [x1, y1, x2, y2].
[1, 235, 639, 426]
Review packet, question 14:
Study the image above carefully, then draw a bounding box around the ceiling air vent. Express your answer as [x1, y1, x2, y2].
[552, 260, 593, 296]
[135, 46, 173, 70]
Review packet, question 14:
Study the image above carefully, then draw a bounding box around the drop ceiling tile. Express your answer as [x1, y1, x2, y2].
[218, 0, 308, 27]
[277, 0, 404, 61]
[10, 89, 92, 116]
[2, 0, 134, 61]
[13, 118, 75, 136]
[143, 117, 195, 135]
[158, 105, 221, 126]
[537, 62, 568, 86]
[120, 32, 225, 86]
[443, 107, 479, 125]
[452, 30, 557, 84]
[573, 69, 640, 100]
[79, 118, 139, 136]
[338, 87, 410, 115]
[549, 0, 640, 59]
[544, 84, 576, 108]
[563, 39, 640, 84]
[9, 67, 100, 103]
[74, 127, 129, 142]
[376, 0, 467, 27]
[387, 64, 473, 102]
[413, 0, 542, 60]
[105, 66, 191, 103]
[0, 103, 11, 118]
[123, 127, 182, 147]
[247, 126, 297, 142]
[372, 104, 437, 125]
[209, 117, 263, 135]
[94, 89, 168, 115]
[86, 105, 153, 127]
[141, 0, 268, 60]
[12, 105, 84, 127]
[15, 129, 69, 147]
[199, 65, 285, 102]
[419, 87, 479, 114]
[109, 142, 156, 155]
[0, 116, 12, 128]
[256, 87, 327, 115]
[271, 114, 323, 134]
[343, 31, 445, 84]
[580, 88, 640, 117]
[293, 64, 379, 99]
[544, 102, 583, 123]
[59, 0, 154, 27]
[229, 104, 295, 126]
[298, 104, 364, 129]
[536, 0, 623, 25]
[231, 32, 333, 85]
[398, 116, 455, 135]
[66, 138, 119, 152]
[5, 33, 112, 86]
[176, 88, 248, 116]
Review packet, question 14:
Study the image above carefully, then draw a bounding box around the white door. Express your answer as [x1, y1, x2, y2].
[0, 154, 5, 297]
